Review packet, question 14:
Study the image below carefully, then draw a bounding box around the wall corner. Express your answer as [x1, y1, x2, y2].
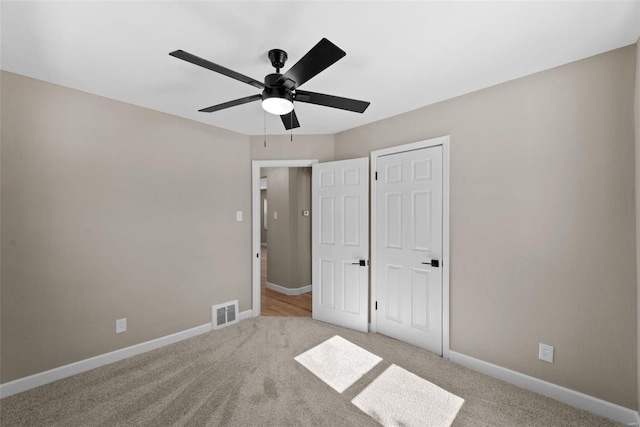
[635, 37, 640, 412]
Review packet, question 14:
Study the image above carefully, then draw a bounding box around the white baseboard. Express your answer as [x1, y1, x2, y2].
[266, 281, 311, 296]
[0, 309, 253, 399]
[449, 351, 639, 425]
[239, 309, 255, 321]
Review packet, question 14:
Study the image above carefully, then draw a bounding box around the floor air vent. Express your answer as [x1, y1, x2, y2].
[211, 300, 239, 330]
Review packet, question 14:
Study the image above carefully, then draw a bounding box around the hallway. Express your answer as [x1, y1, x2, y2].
[261, 245, 312, 317]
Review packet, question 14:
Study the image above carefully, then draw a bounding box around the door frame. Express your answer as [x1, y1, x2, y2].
[251, 159, 319, 316]
[370, 136, 451, 359]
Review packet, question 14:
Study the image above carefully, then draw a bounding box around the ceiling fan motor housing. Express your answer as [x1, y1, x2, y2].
[263, 73, 293, 101]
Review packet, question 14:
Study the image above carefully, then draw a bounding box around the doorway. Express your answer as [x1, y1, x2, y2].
[251, 139, 449, 357]
[260, 166, 312, 316]
[252, 160, 318, 317]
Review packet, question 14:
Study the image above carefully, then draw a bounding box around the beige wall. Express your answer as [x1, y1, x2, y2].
[636, 39, 640, 412]
[265, 167, 291, 287]
[250, 134, 334, 162]
[0, 71, 3, 383]
[295, 168, 312, 288]
[336, 46, 637, 408]
[0, 72, 252, 383]
[264, 167, 311, 289]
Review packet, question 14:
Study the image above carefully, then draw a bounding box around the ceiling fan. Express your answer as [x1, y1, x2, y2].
[169, 38, 370, 130]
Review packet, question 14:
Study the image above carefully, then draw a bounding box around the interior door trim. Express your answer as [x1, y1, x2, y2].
[251, 159, 319, 317]
[370, 136, 451, 359]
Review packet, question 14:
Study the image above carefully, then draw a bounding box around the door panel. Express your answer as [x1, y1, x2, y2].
[413, 191, 431, 250]
[386, 193, 402, 248]
[320, 196, 335, 244]
[411, 268, 430, 331]
[386, 265, 401, 321]
[312, 158, 369, 332]
[376, 146, 443, 354]
[319, 259, 335, 308]
[343, 196, 360, 246]
[343, 262, 360, 314]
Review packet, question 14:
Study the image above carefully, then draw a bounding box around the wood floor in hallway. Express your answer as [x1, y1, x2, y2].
[261, 245, 312, 317]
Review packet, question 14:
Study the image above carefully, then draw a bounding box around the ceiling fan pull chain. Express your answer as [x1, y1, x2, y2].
[264, 109, 267, 148]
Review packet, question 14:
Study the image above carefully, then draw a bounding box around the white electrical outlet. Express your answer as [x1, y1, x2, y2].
[539, 343, 554, 363]
[236, 211, 243, 221]
[273, 211, 278, 220]
[116, 318, 127, 334]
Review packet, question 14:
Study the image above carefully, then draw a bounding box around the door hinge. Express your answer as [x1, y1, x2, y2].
[375, 171, 378, 180]
[375, 301, 377, 310]
[257, 253, 259, 258]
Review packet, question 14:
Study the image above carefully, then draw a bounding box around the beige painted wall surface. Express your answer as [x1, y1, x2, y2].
[0, 72, 252, 383]
[264, 167, 311, 289]
[250, 134, 334, 162]
[336, 46, 637, 408]
[635, 39, 640, 412]
[0, 71, 3, 383]
[295, 168, 312, 287]
[265, 167, 291, 288]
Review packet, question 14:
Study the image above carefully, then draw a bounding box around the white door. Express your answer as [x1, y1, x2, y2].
[375, 146, 443, 354]
[312, 158, 369, 332]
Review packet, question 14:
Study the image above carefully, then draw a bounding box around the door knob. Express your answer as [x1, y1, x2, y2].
[352, 260, 367, 266]
[421, 259, 439, 267]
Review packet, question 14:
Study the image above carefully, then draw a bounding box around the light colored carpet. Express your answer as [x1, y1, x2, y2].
[352, 364, 464, 426]
[295, 335, 382, 393]
[0, 317, 623, 426]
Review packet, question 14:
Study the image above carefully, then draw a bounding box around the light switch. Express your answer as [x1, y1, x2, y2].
[274, 211, 278, 220]
[236, 211, 243, 221]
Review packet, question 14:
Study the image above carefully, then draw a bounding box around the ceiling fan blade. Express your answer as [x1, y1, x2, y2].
[280, 110, 300, 130]
[278, 38, 345, 89]
[198, 94, 262, 113]
[295, 90, 370, 113]
[170, 50, 265, 90]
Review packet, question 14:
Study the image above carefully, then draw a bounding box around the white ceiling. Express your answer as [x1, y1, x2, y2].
[2, 1, 639, 136]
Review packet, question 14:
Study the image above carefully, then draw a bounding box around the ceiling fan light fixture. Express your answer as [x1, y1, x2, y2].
[261, 83, 294, 115]
[262, 97, 293, 115]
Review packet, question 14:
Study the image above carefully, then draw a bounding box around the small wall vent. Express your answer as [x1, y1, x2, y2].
[211, 300, 239, 330]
